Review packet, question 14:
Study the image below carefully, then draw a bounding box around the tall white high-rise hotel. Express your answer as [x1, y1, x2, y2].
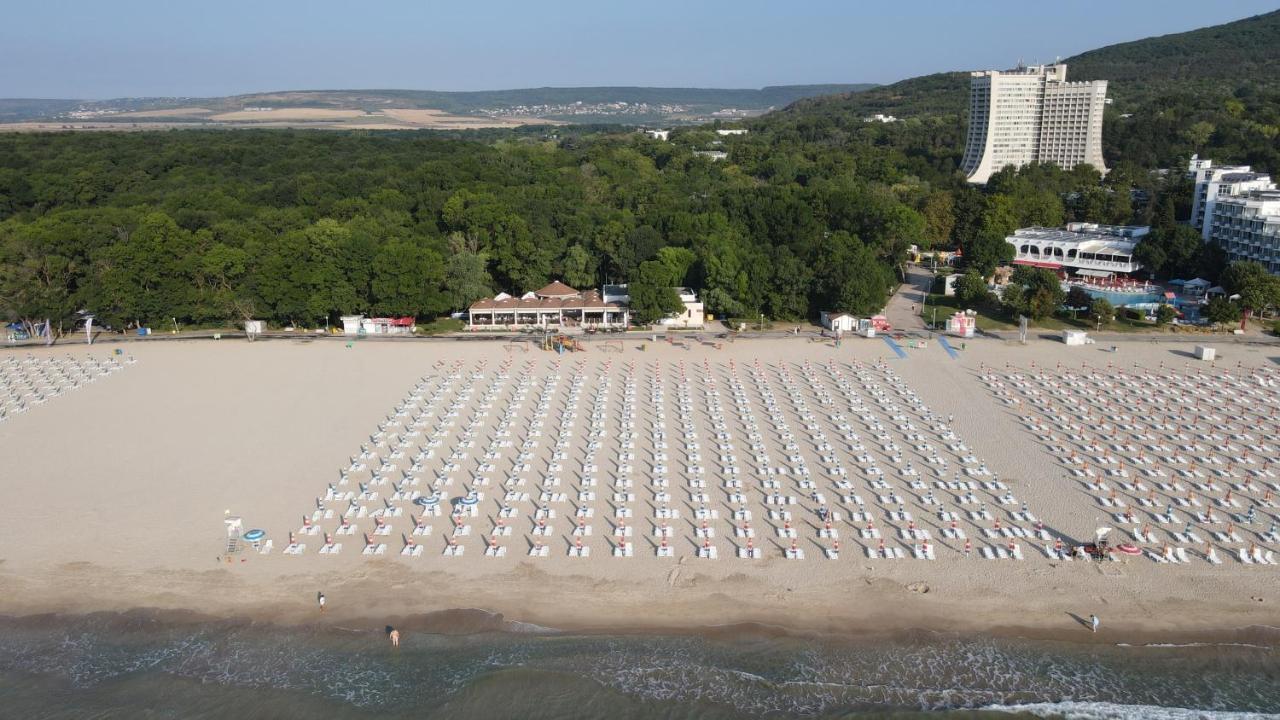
[961, 64, 1108, 184]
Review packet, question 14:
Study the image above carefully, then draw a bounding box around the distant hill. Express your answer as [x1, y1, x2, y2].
[757, 10, 1280, 171]
[769, 9, 1280, 122]
[1067, 9, 1280, 97]
[0, 85, 877, 128]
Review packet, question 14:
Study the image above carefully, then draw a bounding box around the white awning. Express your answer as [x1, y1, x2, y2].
[1075, 269, 1114, 278]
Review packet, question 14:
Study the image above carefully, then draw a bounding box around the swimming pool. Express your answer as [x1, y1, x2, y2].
[1081, 288, 1165, 306]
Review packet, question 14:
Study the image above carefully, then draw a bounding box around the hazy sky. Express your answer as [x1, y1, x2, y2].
[2, 0, 1277, 98]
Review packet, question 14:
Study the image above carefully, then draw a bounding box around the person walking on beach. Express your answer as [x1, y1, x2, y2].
[1090, 614, 1099, 633]
[317, 592, 326, 613]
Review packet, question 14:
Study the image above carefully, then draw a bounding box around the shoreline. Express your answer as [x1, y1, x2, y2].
[2, 568, 1276, 649]
[4, 603, 1279, 651]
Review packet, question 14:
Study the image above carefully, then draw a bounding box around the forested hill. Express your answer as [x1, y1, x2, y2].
[1067, 9, 1280, 96]
[758, 10, 1280, 172]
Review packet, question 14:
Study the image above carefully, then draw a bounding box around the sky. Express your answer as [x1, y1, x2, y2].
[2, 0, 1277, 99]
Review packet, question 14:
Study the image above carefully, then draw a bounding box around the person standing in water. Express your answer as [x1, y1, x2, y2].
[386, 626, 400, 647]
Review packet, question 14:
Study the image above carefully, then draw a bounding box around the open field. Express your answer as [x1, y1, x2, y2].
[381, 108, 554, 128]
[113, 107, 215, 118]
[0, 336, 1276, 642]
[208, 108, 370, 122]
[0, 106, 561, 132]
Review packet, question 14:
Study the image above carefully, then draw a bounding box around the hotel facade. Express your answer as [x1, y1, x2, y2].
[961, 63, 1108, 184]
[1189, 157, 1280, 274]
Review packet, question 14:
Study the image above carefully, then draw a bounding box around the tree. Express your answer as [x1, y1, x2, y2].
[628, 260, 683, 325]
[370, 240, 445, 317]
[978, 195, 1019, 246]
[654, 246, 696, 287]
[1005, 266, 1065, 320]
[560, 244, 597, 290]
[442, 244, 493, 312]
[1133, 225, 1204, 279]
[1155, 303, 1177, 325]
[1065, 285, 1093, 311]
[1204, 296, 1241, 325]
[1219, 261, 1267, 296]
[814, 233, 893, 317]
[962, 234, 1014, 277]
[954, 272, 989, 306]
[920, 191, 955, 250]
[1237, 274, 1280, 320]
[1090, 297, 1115, 328]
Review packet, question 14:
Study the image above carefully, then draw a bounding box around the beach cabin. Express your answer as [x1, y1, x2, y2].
[339, 315, 415, 336]
[820, 311, 857, 333]
[945, 311, 976, 338]
[658, 288, 704, 329]
[362, 317, 415, 335]
[340, 315, 363, 335]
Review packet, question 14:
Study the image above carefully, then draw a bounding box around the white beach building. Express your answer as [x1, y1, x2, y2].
[1006, 223, 1148, 279]
[658, 288, 704, 328]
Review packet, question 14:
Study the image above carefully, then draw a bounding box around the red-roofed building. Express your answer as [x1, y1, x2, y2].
[467, 282, 630, 330]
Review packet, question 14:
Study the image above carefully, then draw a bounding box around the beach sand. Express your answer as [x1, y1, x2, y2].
[0, 335, 1276, 644]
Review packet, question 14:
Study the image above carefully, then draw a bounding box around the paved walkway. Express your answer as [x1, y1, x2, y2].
[883, 265, 933, 332]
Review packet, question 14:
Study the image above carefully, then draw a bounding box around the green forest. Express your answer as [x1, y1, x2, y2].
[1, 10, 1277, 332]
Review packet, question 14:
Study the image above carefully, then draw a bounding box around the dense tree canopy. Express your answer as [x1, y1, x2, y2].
[0, 128, 935, 329]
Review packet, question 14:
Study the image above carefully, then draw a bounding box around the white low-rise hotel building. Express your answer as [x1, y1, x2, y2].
[1188, 156, 1274, 240]
[1188, 157, 1280, 274]
[1207, 189, 1280, 274]
[1006, 223, 1148, 279]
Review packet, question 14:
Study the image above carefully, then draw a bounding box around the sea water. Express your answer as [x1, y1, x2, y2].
[0, 612, 1277, 719]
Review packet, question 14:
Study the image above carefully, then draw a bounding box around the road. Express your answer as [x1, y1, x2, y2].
[884, 265, 934, 332]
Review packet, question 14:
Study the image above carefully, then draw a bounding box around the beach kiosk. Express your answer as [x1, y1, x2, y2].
[945, 311, 976, 338]
[820, 311, 856, 333]
[340, 315, 364, 336]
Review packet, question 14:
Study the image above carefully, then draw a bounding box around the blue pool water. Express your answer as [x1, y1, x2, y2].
[1082, 288, 1165, 307]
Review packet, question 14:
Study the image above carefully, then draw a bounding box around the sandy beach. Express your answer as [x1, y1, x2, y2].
[1, 334, 1277, 645]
